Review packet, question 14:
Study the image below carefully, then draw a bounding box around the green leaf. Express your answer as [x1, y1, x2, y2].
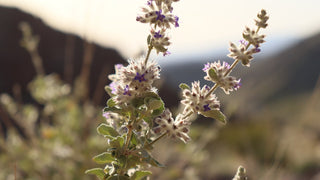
[201, 110, 226, 124]
[179, 83, 190, 90]
[85, 168, 106, 180]
[107, 98, 117, 107]
[97, 124, 119, 137]
[109, 135, 125, 149]
[107, 175, 130, 180]
[145, 97, 162, 110]
[131, 132, 138, 146]
[131, 171, 152, 180]
[208, 68, 218, 81]
[93, 152, 115, 164]
[151, 103, 164, 117]
[103, 106, 123, 115]
[142, 91, 160, 99]
[131, 97, 145, 108]
[125, 155, 140, 169]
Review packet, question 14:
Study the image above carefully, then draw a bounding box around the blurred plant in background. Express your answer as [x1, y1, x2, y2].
[0, 22, 104, 180]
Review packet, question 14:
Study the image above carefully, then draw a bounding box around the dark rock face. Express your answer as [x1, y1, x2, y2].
[0, 6, 125, 105]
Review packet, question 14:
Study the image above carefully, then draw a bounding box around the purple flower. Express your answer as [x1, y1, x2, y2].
[174, 16, 179, 27]
[169, 7, 173, 13]
[123, 85, 131, 96]
[115, 64, 123, 70]
[103, 112, 110, 119]
[203, 104, 211, 112]
[153, 30, 162, 38]
[223, 62, 231, 69]
[254, 45, 261, 53]
[134, 72, 146, 82]
[202, 63, 210, 72]
[147, 0, 153, 6]
[204, 85, 211, 91]
[109, 82, 117, 94]
[239, 39, 248, 46]
[163, 51, 171, 56]
[156, 10, 165, 22]
[234, 79, 242, 90]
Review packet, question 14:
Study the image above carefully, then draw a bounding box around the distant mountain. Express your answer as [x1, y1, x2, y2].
[0, 7, 126, 105]
[161, 32, 320, 113]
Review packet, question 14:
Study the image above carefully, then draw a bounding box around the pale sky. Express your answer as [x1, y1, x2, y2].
[1, 0, 320, 60]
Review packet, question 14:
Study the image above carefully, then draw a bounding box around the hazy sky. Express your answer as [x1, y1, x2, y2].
[1, 0, 320, 60]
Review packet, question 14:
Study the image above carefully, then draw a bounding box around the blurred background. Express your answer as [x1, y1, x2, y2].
[0, 0, 319, 179]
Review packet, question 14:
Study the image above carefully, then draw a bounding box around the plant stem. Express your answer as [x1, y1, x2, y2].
[144, 45, 153, 65]
[205, 83, 219, 98]
[148, 132, 167, 146]
[183, 111, 194, 119]
[124, 125, 133, 151]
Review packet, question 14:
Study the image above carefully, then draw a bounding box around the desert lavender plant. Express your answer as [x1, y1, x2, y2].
[86, 1, 268, 179]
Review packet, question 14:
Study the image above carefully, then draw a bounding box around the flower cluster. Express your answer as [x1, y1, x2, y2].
[181, 81, 220, 114]
[137, 0, 180, 55]
[150, 28, 171, 54]
[136, 0, 180, 28]
[108, 57, 160, 106]
[228, 9, 268, 67]
[203, 61, 241, 94]
[153, 109, 191, 143]
[178, 9, 268, 123]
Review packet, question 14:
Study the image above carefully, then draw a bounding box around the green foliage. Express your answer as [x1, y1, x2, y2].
[208, 68, 218, 81]
[93, 152, 115, 164]
[201, 110, 226, 124]
[85, 168, 107, 180]
[179, 83, 190, 90]
[97, 124, 120, 138]
[131, 171, 152, 180]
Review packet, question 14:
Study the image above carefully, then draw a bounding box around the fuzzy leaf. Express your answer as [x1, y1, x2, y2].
[85, 168, 106, 180]
[107, 98, 116, 107]
[145, 97, 162, 110]
[179, 83, 190, 90]
[131, 171, 152, 180]
[131, 132, 138, 146]
[109, 135, 125, 149]
[151, 104, 165, 117]
[131, 97, 145, 108]
[208, 68, 218, 81]
[97, 124, 119, 137]
[142, 91, 160, 99]
[93, 152, 115, 164]
[201, 110, 226, 124]
[107, 175, 130, 180]
[103, 106, 123, 115]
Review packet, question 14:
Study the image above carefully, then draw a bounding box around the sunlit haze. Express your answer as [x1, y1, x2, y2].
[1, 0, 320, 61]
